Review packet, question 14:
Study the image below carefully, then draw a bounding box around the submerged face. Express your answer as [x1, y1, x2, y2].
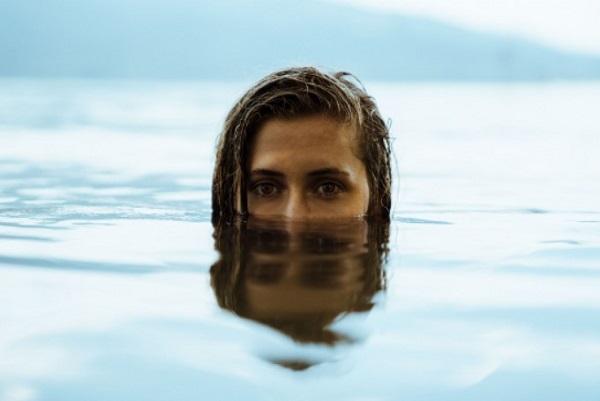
[245, 116, 370, 219]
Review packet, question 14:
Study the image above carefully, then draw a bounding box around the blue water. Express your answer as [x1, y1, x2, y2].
[1, 79, 599, 401]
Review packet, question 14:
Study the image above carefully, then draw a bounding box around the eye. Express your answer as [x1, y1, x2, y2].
[251, 182, 279, 197]
[316, 182, 342, 197]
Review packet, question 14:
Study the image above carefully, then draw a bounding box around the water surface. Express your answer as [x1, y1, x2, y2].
[1, 79, 599, 401]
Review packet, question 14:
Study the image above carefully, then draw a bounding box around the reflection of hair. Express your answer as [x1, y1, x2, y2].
[212, 67, 392, 222]
[210, 219, 389, 345]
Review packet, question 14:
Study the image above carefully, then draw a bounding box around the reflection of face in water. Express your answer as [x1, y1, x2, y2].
[210, 218, 389, 367]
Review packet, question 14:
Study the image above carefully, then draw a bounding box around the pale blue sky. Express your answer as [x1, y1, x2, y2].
[331, 0, 600, 54]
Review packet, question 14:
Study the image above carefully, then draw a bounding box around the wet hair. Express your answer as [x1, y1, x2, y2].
[212, 66, 392, 222]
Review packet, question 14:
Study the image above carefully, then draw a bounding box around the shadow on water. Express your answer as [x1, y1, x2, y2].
[0, 233, 57, 242]
[0, 255, 158, 274]
[210, 217, 389, 371]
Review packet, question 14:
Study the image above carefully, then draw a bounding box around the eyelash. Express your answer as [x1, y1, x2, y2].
[250, 181, 344, 198]
[315, 182, 343, 197]
[250, 181, 280, 197]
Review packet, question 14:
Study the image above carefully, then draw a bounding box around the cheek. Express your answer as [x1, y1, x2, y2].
[349, 140, 370, 211]
[353, 157, 370, 212]
[360, 176, 371, 213]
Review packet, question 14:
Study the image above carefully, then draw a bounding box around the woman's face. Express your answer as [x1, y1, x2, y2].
[245, 115, 369, 219]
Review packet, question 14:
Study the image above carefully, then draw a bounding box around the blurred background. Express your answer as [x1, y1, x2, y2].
[2, 0, 600, 81]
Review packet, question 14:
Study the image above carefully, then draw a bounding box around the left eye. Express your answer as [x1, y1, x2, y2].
[316, 182, 342, 197]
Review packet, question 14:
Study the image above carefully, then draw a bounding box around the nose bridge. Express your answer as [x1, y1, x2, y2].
[284, 187, 309, 219]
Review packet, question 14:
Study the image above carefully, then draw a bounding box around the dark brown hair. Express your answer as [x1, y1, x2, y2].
[212, 66, 391, 221]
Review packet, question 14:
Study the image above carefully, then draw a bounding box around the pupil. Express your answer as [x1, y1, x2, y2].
[261, 184, 273, 194]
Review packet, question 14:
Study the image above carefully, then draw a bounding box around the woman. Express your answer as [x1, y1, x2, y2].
[212, 67, 392, 221]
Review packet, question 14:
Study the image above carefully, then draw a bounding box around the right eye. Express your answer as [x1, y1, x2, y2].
[251, 182, 279, 197]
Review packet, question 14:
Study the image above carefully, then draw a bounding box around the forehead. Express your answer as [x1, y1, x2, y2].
[249, 116, 360, 159]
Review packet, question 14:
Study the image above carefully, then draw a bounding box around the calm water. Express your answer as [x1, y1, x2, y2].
[1, 79, 599, 401]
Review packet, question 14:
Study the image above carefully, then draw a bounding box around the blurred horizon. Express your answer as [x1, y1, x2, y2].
[2, 0, 600, 82]
[332, 0, 600, 55]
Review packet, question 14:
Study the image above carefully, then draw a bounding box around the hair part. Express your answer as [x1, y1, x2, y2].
[212, 67, 392, 222]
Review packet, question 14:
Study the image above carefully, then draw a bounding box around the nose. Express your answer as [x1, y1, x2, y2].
[283, 190, 310, 219]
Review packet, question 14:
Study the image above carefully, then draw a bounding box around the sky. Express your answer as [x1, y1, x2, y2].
[331, 0, 600, 55]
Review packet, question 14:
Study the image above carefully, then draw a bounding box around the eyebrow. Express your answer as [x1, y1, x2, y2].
[249, 168, 350, 178]
[249, 169, 285, 178]
[307, 168, 350, 178]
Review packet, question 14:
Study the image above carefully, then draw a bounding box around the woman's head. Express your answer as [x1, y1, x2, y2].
[212, 67, 391, 221]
